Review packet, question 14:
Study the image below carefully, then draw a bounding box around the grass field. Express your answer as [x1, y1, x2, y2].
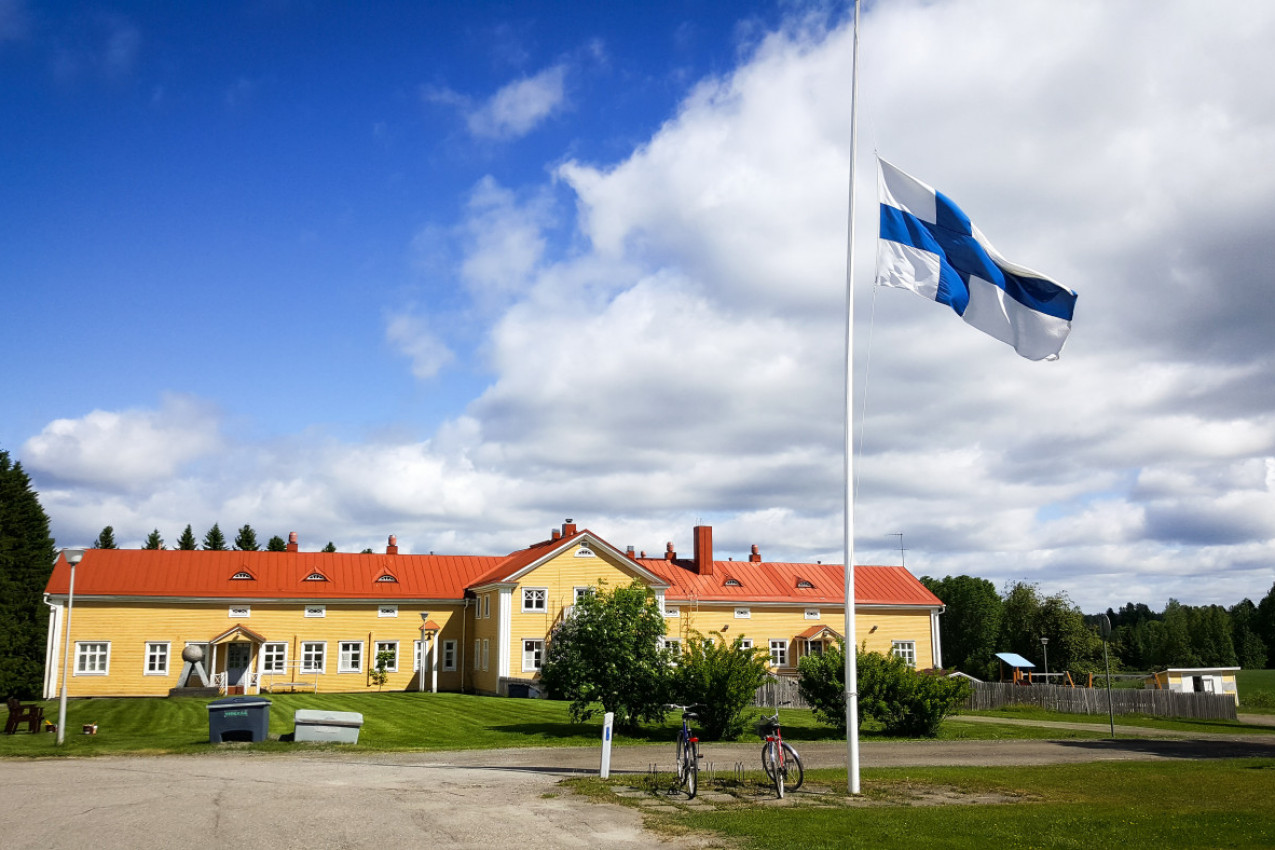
[1239, 668, 1275, 711]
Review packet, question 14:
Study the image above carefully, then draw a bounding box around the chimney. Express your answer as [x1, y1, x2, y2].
[562, 518, 577, 537]
[693, 525, 714, 576]
[749, 544, 762, 563]
[387, 534, 398, 555]
[552, 529, 561, 541]
[286, 532, 298, 553]
[626, 545, 637, 561]
[664, 541, 676, 561]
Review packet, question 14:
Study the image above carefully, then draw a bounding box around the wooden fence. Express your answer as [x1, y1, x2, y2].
[962, 682, 1237, 721]
[753, 675, 810, 710]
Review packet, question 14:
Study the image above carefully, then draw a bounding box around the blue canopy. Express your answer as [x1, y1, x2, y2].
[995, 652, 1035, 668]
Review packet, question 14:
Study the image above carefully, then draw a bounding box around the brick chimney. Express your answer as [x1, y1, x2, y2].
[664, 542, 676, 561]
[387, 535, 398, 555]
[562, 518, 577, 537]
[693, 525, 714, 576]
[626, 546, 637, 561]
[286, 532, 298, 553]
[749, 544, 762, 563]
[551, 529, 561, 541]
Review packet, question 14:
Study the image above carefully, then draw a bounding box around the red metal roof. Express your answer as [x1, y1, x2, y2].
[641, 559, 942, 607]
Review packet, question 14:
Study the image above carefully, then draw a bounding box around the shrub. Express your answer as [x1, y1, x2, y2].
[670, 631, 770, 740]
[797, 640, 850, 731]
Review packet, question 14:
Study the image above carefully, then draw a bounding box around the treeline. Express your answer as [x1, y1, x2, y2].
[921, 575, 1275, 679]
[91, 524, 352, 553]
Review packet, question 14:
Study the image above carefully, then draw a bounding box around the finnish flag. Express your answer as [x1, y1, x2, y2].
[876, 158, 1077, 361]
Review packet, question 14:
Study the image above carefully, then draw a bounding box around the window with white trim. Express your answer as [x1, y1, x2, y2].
[522, 639, 544, 672]
[378, 605, 398, 618]
[892, 640, 917, 668]
[339, 641, 364, 673]
[261, 642, 287, 674]
[574, 546, 595, 558]
[413, 640, 423, 672]
[574, 586, 595, 603]
[734, 607, 751, 619]
[522, 587, 547, 612]
[482, 595, 490, 619]
[301, 641, 326, 673]
[664, 604, 680, 618]
[664, 638, 682, 657]
[739, 639, 754, 651]
[473, 639, 481, 671]
[374, 641, 398, 673]
[75, 642, 110, 675]
[229, 605, 250, 618]
[481, 639, 489, 672]
[804, 608, 821, 620]
[805, 639, 826, 657]
[144, 641, 169, 675]
[305, 605, 325, 618]
[769, 639, 788, 668]
[442, 639, 457, 672]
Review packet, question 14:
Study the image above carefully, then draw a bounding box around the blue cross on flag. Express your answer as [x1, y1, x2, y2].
[876, 158, 1077, 361]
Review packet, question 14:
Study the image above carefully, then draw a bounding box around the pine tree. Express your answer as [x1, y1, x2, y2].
[176, 525, 198, 550]
[322, 542, 337, 553]
[266, 535, 288, 552]
[142, 529, 165, 550]
[203, 523, 228, 551]
[93, 525, 118, 549]
[233, 524, 260, 551]
[0, 450, 57, 699]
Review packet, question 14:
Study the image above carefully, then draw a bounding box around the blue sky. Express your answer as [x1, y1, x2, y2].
[5, 0, 1275, 612]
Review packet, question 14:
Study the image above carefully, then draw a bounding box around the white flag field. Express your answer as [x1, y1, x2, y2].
[875, 158, 1078, 361]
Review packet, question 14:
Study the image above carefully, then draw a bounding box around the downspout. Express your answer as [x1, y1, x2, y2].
[461, 597, 469, 694]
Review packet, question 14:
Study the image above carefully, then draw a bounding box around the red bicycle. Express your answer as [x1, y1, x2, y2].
[756, 711, 804, 798]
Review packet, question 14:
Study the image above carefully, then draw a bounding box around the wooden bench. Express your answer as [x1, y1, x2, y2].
[267, 681, 318, 693]
[5, 697, 44, 734]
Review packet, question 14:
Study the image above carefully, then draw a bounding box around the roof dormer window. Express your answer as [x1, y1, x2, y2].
[724, 578, 742, 587]
[797, 579, 815, 589]
[376, 574, 398, 583]
[231, 571, 254, 580]
[303, 572, 328, 582]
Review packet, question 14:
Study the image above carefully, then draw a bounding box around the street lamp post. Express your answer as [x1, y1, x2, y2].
[1040, 637, 1050, 685]
[56, 547, 86, 745]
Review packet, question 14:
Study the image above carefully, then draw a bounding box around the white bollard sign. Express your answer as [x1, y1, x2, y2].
[599, 711, 615, 779]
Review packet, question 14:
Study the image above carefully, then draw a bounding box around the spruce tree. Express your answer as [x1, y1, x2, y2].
[266, 535, 288, 552]
[93, 525, 118, 549]
[143, 529, 165, 550]
[322, 542, 337, 553]
[202, 523, 228, 551]
[0, 450, 57, 699]
[176, 525, 198, 550]
[233, 524, 260, 551]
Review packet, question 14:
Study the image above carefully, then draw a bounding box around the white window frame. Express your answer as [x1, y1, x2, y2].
[892, 640, 917, 668]
[229, 605, 250, 618]
[374, 641, 399, 673]
[574, 586, 595, 603]
[442, 639, 457, 672]
[521, 587, 548, 612]
[75, 641, 110, 675]
[739, 638, 754, 651]
[734, 607, 751, 619]
[473, 639, 481, 671]
[805, 639, 826, 657]
[481, 639, 490, 672]
[482, 595, 490, 619]
[261, 642, 287, 674]
[378, 605, 398, 618]
[804, 608, 821, 620]
[339, 641, 364, 673]
[301, 641, 326, 674]
[305, 605, 326, 618]
[769, 639, 789, 668]
[574, 546, 596, 558]
[522, 639, 544, 672]
[664, 638, 682, 657]
[144, 641, 170, 676]
[664, 604, 680, 618]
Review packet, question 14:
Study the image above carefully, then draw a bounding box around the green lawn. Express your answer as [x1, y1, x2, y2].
[1239, 669, 1275, 711]
[583, 760, 1275, 849]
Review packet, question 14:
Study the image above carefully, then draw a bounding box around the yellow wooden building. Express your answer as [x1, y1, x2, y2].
[43, 521, 945, 698]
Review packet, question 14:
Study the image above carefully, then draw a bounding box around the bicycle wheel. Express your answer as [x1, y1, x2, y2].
[685, 740, 698, 798]
[760, 742, 776, 780]
[676, 736, 690, 788]
[780, 742, 804, 791]
[774, 743, 785, 798]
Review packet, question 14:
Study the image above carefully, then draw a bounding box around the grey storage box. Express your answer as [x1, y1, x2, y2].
[294, 709, 363, 744]
[208, 695, 272, 743]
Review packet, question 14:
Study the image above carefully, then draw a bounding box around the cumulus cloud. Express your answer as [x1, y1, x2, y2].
[385, 313, 455, 379]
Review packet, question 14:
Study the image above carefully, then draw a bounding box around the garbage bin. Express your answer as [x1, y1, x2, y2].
[294, 709, 363, 744]
[507, 683, 531, 698]
[208, 695, 272, 743]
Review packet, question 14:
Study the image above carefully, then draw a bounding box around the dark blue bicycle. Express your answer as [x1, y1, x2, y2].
[665, 703, 702, 798]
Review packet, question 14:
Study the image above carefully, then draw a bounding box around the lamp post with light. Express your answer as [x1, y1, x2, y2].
[1040, 636, 1050, 685]
[56, 547, 87, 745]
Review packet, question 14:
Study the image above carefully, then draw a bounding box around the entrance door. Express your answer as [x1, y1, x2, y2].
[226, 642, 252, 687]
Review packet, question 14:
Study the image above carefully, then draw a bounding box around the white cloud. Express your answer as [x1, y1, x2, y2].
[385, 313, 454, 379]
[465, 64, 567, 140]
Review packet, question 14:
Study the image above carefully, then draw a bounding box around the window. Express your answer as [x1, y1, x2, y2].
[482, 595, 490, 619]
[797, 579, 815, 589]
[739, 639, 754, 651]
[305, 605, 325, 618]
[374, 641, 398, 673]
[376, 574, 398, 583]
[442, 639, 457, 672]
[229, 605, 250, 618]
[734, 607, 751, 619]
[473, 639, 481, 671]
[304, 572, 327, 582]
[724, 578, 742, 587]
[378, 605, 398, 618]
[301, 641, 326, 673]
[339, 641, 364, 673]
[74, 642, 109, 675]
[414, 640, 423, 672]
[231, 571, 253, 580]
[574, 586, 595, 603]
[481, 639, 489, 672]
[144, 642, 169, 675]
[261, 642, 287, 674]
[664, 638, 682, 657]
[804, 608, 821, 620]
[574, 546, 595, 558]
[522, 639, 544, 672]
[805, 640, 825, 657]
[769, 640, 788, 668]
[522, 587, 547, 612]
[664, 605, 680, 618]
[892, 640, 917, 668]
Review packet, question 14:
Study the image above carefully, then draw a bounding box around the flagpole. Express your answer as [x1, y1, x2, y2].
[843, 0, 862, 797]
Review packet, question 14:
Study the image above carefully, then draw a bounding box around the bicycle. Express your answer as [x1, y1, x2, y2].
[756, 711, 803, 798]
[665, 703, 702, 798]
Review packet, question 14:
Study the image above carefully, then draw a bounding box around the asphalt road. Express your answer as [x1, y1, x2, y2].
[4, 726, 1274, 850]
